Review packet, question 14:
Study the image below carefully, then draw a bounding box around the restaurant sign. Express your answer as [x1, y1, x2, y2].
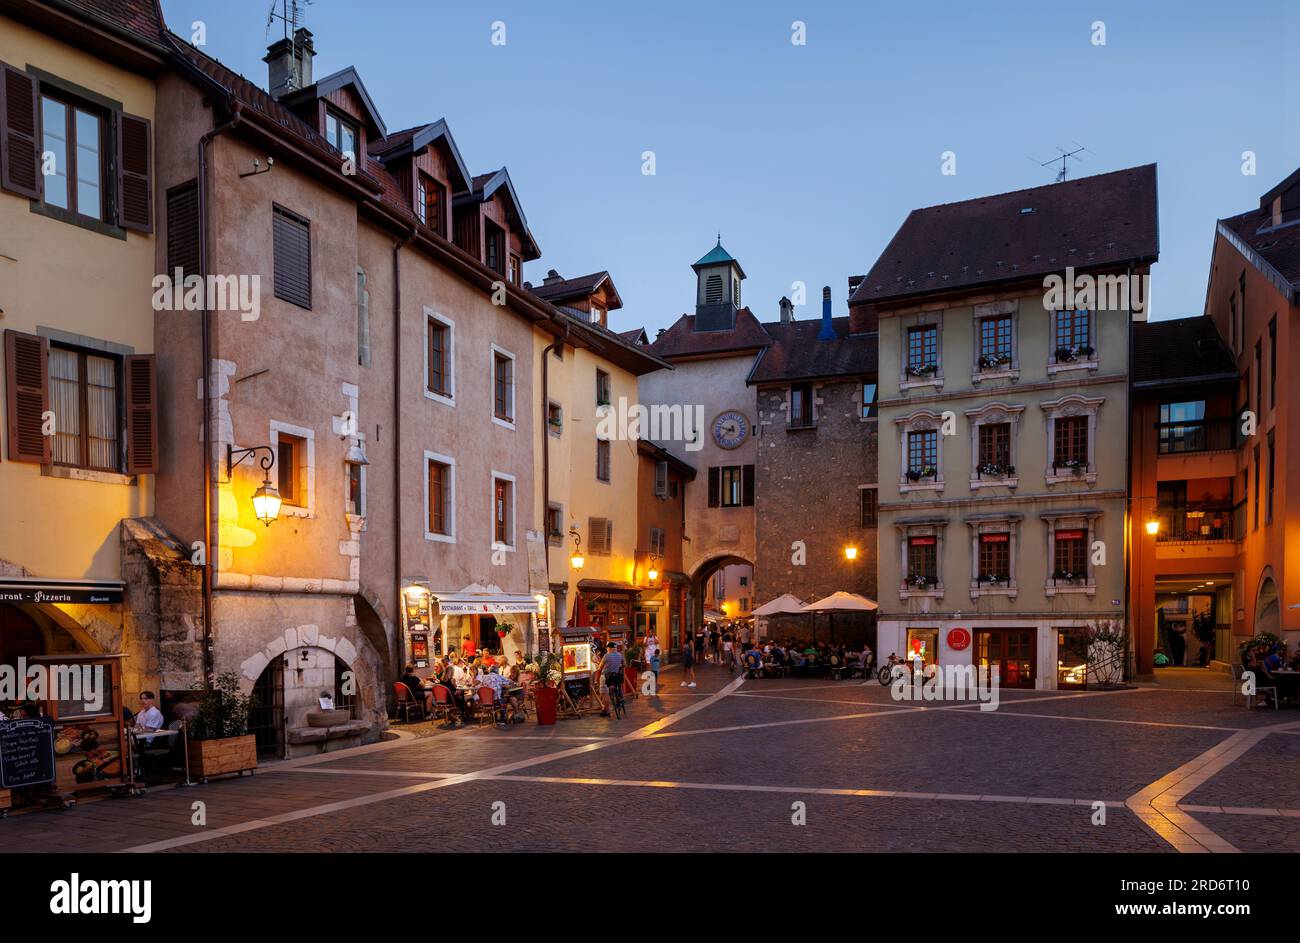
[0, 582, 123, 605]
[433, 597, 540, 615]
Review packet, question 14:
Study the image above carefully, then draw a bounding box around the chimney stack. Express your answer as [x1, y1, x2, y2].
[542, 269, 564, 285]
[817, 286, 836, 341]
[779, 296, 794, 323]
[265, 27, 315, 100]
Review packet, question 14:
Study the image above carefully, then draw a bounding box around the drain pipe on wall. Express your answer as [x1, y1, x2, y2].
[540, 321, 571, 650]
[391, 226, 416, 683]
[197, 102, 242, 686]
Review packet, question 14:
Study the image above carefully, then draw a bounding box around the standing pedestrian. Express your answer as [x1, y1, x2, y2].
[644, 634, 661, 691]
[681, 632, 697, 687]
[722, 631, 735, 673]
[693, 628, 705, 666]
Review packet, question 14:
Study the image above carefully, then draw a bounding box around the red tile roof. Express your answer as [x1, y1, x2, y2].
[648, 308, 772, 360]
[851, 164, 1159, 307]
[747, 317, 877, 384]
[528, 271, 617, 307]
[60, 0, 165, 46]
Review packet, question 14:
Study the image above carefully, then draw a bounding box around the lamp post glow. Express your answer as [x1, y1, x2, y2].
[228, 444, 280, 527]
[1145, 518, 1160, 536]
[844, 546, 858, 561]
[567, 526, 585, 570]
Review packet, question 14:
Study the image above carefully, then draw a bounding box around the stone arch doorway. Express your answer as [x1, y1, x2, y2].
[688, 553, 754, 644]
[1255, 571, 1280, 636]
[0, 602, 101, 662]
[249, 647, 360, 759]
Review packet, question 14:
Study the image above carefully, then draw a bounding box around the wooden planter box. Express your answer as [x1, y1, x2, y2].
[187, 734, 257, 780]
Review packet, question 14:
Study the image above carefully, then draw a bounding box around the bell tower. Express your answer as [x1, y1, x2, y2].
[691, 236, 745, 332]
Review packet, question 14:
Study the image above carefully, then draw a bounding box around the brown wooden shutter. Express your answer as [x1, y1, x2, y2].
[707, 466, 719, 508]
[0, 62, 41, 200]
[116, 112, 152, 232]
[273, 205, 312, 309]
[4, 330, 49, 463]
[124, 354, 158, 474]
[165, 180, 199, 280]
[742, 464, 755, 506]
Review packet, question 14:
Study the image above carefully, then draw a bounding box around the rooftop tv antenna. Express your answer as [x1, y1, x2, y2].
[266, 0, 312, 42]
[1029, 143, 1090, 183]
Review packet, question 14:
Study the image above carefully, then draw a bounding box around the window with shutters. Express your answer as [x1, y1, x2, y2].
[492, 347, 514, 424]
[48, 343, 119, 472]
[654, 460, 668, 497]
[492, 474, 514, 548]
[166, 181, 200, 282]
[705, 274, 723, 303]
[39, 92, 104, 220]
[588, 517, 613, 555]
[596, 438, 611, 482]
[272, 205, 312, 309]
[424, 451, 455, 541]
[719, 465, 743, 507]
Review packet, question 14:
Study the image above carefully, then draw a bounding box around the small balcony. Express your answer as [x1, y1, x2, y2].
[1156, 417, 1236, 455]
[1154, 505, 1235, 543]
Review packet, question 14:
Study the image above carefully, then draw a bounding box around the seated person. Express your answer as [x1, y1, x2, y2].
[398, 664, 433, 713]
[476, 666, 518, 721]
[134, 691, 165, 731]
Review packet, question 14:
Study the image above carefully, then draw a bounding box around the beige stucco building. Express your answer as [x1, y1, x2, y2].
[853, 166, 1158, 688]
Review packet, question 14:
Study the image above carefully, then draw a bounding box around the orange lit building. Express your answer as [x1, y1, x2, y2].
[1128, 318, 1238, 675]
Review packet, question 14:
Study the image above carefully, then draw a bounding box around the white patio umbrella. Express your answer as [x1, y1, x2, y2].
[752, 593, 806, 616]
[800, 591, 879, 643]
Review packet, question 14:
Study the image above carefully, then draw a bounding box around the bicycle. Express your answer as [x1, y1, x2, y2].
[607, 671, 626, 719]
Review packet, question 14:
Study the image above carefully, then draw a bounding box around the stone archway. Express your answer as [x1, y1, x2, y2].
[688, 553, 754, 642]
[1255, 571, 1281, 635]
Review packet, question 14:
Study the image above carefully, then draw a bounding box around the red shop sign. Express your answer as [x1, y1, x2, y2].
[947, 627, 971, 650]
[910, 536, 936, 546]
[980, 533, 1009, 543]
[1055, 529, 1085, 540]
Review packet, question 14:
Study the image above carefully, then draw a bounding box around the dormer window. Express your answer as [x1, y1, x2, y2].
[590, 306, 604, 326]
[324, 109, 358, 162]
[484, 220, 505, 275]
[508, 254, 521, 285]
[416, 174, 445, 236]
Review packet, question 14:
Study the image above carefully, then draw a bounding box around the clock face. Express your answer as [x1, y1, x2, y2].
[712, 410, 750, 449]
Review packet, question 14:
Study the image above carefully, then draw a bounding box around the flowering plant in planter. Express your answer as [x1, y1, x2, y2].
[905, 362, 938, 378]
[1054, 344, 1095, 363]
[1052, 569, 1085, 583]
[524, 652, 564, 688]
[978, 572, 1009, 584]
[977, 462, 1013, 478]
[907, 573, 937, 588]
[1057, 458, 1087, 473]
[905, 465, 938, 482]
[978, 352, 1012, 370]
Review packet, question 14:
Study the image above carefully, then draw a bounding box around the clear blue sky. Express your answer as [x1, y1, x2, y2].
[161, 0, 1297, 333]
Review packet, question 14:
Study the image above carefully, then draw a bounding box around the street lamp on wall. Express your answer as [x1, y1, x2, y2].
[227, 444, 281, 527]
[568, 526, 585, 570]
[1145, 517, 1160, 537]
[844, 545, 859, 561]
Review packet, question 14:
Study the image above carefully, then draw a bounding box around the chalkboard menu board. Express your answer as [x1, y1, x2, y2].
[0, 717, 56, 788]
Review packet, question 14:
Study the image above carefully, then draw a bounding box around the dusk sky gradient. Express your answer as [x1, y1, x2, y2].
[161, 0, 1298, 333]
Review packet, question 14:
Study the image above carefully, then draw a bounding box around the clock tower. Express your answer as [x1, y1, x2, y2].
[691, 237, 746, 332]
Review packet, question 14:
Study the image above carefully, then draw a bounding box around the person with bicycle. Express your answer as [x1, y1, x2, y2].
[596, 642, 627, 718]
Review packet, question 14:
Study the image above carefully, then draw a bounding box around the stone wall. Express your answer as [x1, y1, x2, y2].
[755, 380, 879, 608]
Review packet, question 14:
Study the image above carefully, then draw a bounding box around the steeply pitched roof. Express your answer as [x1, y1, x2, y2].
[851, 164, 1160, 307]
[648, 308, 772, 361]
[619, 328, 648, 345]
[1217, 206, 1300, 302]
[58, 0, 166, 47]
[1131, 317, 1235, 388]
[529, 271, 620, 308]
[545, 306, 671, 375]
[456, 167, 540, 260]
[692, 239, 745, 277]
[281, 66, 386, 137]
[747, 317, 877, 385]
[369, 118, 471, 193]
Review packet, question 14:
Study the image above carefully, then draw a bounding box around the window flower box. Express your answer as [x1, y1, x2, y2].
[1055, 459, 1087, 474]
[977, 462, 1014, 478]
[906, 573, 937, 589]
[978, 572, 1010, 585]
[905, 363, 938, 378]
[904, 466, 938, 482]
[1052, 569, 1086, 584]
[1053, 345, 1095, 363]
[978, 352, 1012, 371]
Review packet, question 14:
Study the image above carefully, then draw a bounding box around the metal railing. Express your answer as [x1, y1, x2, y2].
[1154, 505, 1235, 542]
[1155, 417, 1236, 454]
